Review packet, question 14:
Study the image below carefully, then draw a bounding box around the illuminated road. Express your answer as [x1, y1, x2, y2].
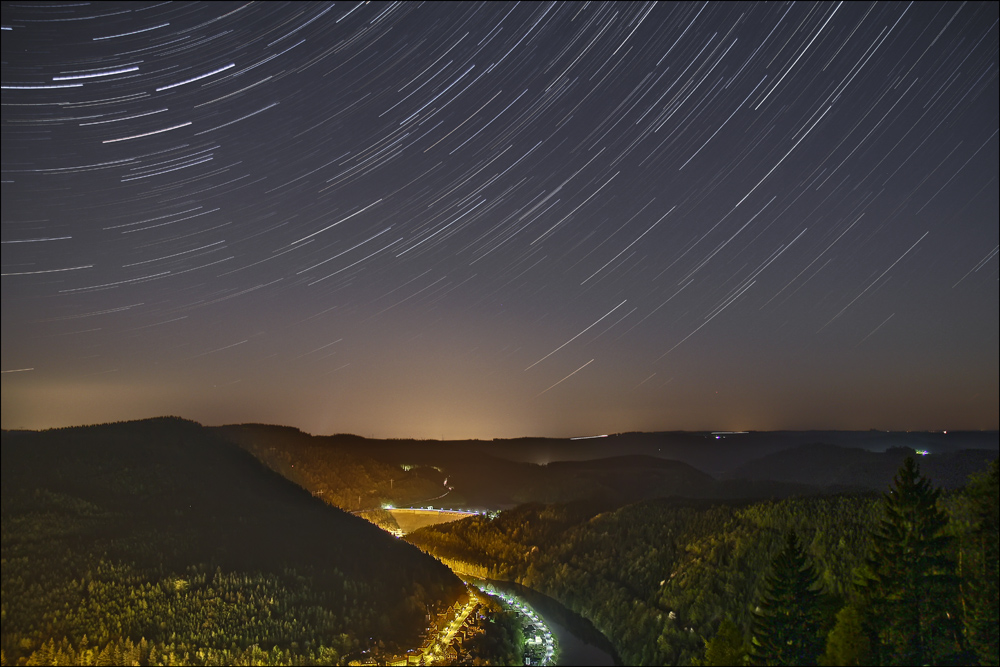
[366, 512, 557, 664]
[425, 592, 480, 664]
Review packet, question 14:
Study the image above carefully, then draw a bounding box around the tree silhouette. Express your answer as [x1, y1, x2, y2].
[956, 459, 999, 665]
[864, 456, 961, 665]
[750, 530, 824, 665]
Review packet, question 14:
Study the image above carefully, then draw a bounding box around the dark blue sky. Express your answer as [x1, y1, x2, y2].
[2, 1, 997, 437]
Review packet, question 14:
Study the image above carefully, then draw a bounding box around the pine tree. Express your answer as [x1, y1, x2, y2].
[864, 456, 961, 665]
[819, 605, 870, 666]
[956, 459, 999, 665]
[750, 530, 824, 666]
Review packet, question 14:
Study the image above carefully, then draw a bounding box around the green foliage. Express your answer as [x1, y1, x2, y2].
[405, 455, 998, 667]
[408, 495, 881, 665]
[750, 531, 824, 666]
[964, 460, 999, 665]
[862, 457, 962, 665]
[819, 605, 870, 666]
[949, 458, 999, 665]
[463, 597, 524, 666]
[698, 618, 748, 666]
[2, 553, 359, 665]
[8, 634, 348, 666]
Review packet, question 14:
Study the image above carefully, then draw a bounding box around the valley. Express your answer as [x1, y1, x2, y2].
[2, 419, 996, 665]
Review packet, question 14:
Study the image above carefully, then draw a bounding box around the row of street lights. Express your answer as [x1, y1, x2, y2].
[481, 587, 555, 665]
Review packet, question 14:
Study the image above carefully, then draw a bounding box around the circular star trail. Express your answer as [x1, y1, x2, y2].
[2, 1, 997, 437]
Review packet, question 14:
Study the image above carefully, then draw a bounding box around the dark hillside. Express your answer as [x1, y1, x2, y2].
[217, 424, 826, 511]
[217, 425, 998, 514]
[728, 444, 997, 490]
[214, 423, 449, 511]
[218, 425, 720, 509]
[1, 418, 463, 665]
[536, 456, 717, 504]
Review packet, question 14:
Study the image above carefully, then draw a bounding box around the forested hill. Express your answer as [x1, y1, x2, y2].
[1, 418, 464, 666]
[216, 424, 997, 512]
[214, 423, 452, 510]
[407, 496, 880, 664]
[406, 458, 999, 666]
[216, 424, 730, 509]
[216, 424, 819, 510]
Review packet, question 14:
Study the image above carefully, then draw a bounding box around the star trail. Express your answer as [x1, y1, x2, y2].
[2, 1, 997, 438]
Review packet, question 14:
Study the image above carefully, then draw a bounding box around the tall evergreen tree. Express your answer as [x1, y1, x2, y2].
[751, 530, 824, 666]
[955, 459, 999, 665]
[864, 456, 962, 665]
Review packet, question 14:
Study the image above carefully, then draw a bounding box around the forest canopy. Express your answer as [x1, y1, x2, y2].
[407, 458, 999, 666]
[1, 419, 464, 666]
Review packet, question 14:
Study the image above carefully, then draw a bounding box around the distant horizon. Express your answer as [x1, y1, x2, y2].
[2, 413, 997, 441]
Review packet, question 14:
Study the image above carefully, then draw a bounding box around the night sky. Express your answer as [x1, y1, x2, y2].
[2, 1, 997, 438]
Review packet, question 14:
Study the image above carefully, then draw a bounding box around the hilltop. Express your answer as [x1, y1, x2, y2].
[1, 418, 463, 665]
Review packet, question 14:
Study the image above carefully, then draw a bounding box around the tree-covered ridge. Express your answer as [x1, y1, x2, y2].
[407, 459, 999, 666]
[407, 495, 879, 664]
[214, 424, 449, 511]
[218, 424, 996, 516]
[1, 419, 464, 666]
[3, 554, 357, 666]
[216, 425, 735, 510]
